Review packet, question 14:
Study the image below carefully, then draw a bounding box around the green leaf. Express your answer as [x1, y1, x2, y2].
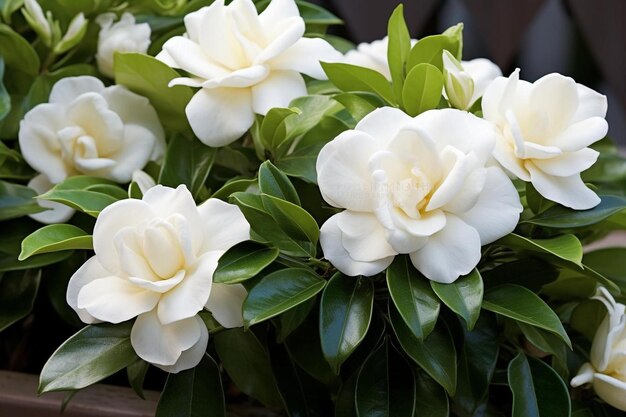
[211, 178, 256, 201]
[243, 268, 326, 327]
[584, 248, 626, 290]
[507, 353, 571, 417]
[0, 180, 45, 220]
[482, 284, 571, 347]
[518, 322, 568, 367]
[483, 258, 559, 292]
[0, 269, 40, 332]
[321, 62, 396, 105]
[0, 250, 71, 271]
[213, 241, 278, 284]
[431, 269, 483, 330]
[126, 359, 149, 400]
[261, 193, 319, 247]
[114, 52, 193, 133]
[213, 328, 282, 408]
[496, 233, 583, 266]
[258, 161, 300, 205]
[275, 144, 323, 184]
[415, 371, 449, 417]
[156, 355, 225, 417]
[390, 305, 457, 395]
[39, 176, 122, 217]
[0, 23, 39, 78]
[275, 297, 315, 343]
[39, 322, 138, 393]
[406, 24, 463, 72]
[524, 194, 626, 228]
[158, 135, 216, 198]
[261, 107, 300, 152]
[525, 182, 555, 214]
[386, 255, 440, 340]
[387, 4, 411, 105]
[0, 57, 10, 120]
[332, 92, 383, 122]
[355, 341, 416, 417]
[230, 192, 314, 257]
[297, 0, 342, 25]
[319, 273, 374, 374]
[453, 314, 499, 417]
[19, 224, 92, 260]
[402, 63, 444, 116]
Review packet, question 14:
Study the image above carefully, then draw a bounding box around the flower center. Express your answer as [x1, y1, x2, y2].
[391, 167, 434, 219]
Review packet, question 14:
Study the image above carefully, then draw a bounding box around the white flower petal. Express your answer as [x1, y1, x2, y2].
[142, 184, 202, 227]
[462, 58, 502, 104]
[205, 283, 247, 328]
[572, 83, 608, 123]
[549, 117, 609, 152]
[157, 251, 221, 325]
[532, 148, 599, 177]
[316, 130, 379, 211]
[481, 69, 520, 124]
[156, 315, 209, 373]
[529, 73, 579, 137]
[570, 362, 595, 387]
[198, 0, 247, 70]
[336, 210, 396, 262]
[132, 170, 156, 194]
[255, 17, 304, 64]
[527, 163, 600, 210]
[66, 256, 108, 324]
[409, 215, 481, 283]
[440, 168, 487, 215]
[131, 309, 202, 367]
[49, 76, 105, 105]
[259, 0, 300, 29]
[355, 107, 414, 147]
[457, 166, 521, 244]
[593, 373, 626, 411]
[202, 65, 269, 89]
[493, 137, 531, 181]
[160, 35, 227, 79]
[27, 174, 75, 224]
[104, 124, 161, 182]
[383, 209, 442, 252]
[320, 213, 395, 277]
[270, 37, 341, 79]
[77, 276, 160, 323]
[426, 147, 471, 211]
[251, 70, 306, 115]
[185, 87, 254, 147]
[197, 198, 250, 253]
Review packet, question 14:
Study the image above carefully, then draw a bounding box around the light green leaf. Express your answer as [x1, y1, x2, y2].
[19, 224, 92, 260]
[243, 268, 325, 327]
[260, 107, 300, 152]
[39, 176, 122, 217]
[39, 322, 138, 393]
[402, 63, 443, 116]
[406, 24, 463, 72]
[0, 23, 39, 79]
[507, 353, 571, 417]
[321, 62, 396, 105]
[213, 241, 278, 284]
[332, 92, 383, 122]
[156, 355, 225, 417]
[387, 4, 411, 105]
[258, 161, 300, 205]
[495, 233, 583, 266]
[482, 284, 571, 347]
[211, 178, 256, 201]
[431, 269, 483, 330]
[320, 273, 374, 374]
[274, 144, 322, 184]
[0, 269, 40, 332]
[386, 255, 440, 340]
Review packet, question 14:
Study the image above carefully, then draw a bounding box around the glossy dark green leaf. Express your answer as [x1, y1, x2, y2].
[518, 322, 568, 369]
[390, 305, 457, 395]
[19, 224, 92, 260]
[386, 255, 440, 340]
[114, 52, 193, 133]
[415, 371, 449, 417]
[156, 355, 224, 417]
[0, 180, 45, 220]
[211, 178, 256, 201]
[355, 341, 416, 417]
[524, 194, 626, 228]
[496, 233, 583, 266]
[387, 4, 411, 104]
[482, 284, 571, 347]
[320, 273, 374, 374]
[583, 248, 626, 289]
[258, 161, 300, 205]
[402, 63, 444, 116]
[570, 300, 606, 341]
[297, 0, 342, 25]
[39, 176, 122, 217]
[0, 57, 9, 120]
[244, 268, 325, 327]
[507, 353, 571, 417]
[275, 297, 315, 342]
[0, 269, 40, 331]
[39, 322, 138, 393]
[431, 269, 483, 330]
[321, 62, 396, 105]
[213, 328, 282, 407]
[482, 258, 559, 292]
[270, 341, 332, 417]
[335, 368, 358, 417]
[261, 193, 319, 247]
[275, 144, 323, 184]
[261, 107, 300, 151]
[126, 359, 149, 400]
[453, 313, 499, 417]
[406, 24, 463, 71]
[214, 241, 278, 284]
[526, 182, 555, 215]
[0, 250, 72, 271]
[158, 135, 216, 198]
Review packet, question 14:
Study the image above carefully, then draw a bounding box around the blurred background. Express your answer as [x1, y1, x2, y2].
[311, 0, 626, 146]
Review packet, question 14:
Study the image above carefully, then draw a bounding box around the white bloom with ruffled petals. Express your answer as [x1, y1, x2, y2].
[317, 107, 522, 283]
[442, 50, 501, 110]
[482, 69, 608, 209]
[66, 185, 250, 373]
[156, 0, 342, 147]
[572, 287, 626, 411]
[18, 76, 165, 223]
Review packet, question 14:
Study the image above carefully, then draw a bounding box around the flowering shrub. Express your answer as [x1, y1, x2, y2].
[0, 1, 625, 416]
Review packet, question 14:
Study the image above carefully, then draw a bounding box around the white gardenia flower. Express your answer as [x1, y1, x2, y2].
[156, 0, 342, 147]
[317, 107, 522, 283]
[442, 50, 501, 110]
[343, 36, 417, 80]
[572, 287, 626, 411]
[482, 69, 608, 210]
[96, 12, 151, 78]
[66, 185, 251, 373]
[19, 76, 165, 223]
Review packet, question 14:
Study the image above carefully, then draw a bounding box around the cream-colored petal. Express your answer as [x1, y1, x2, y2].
[66, 256, 107, 324]
[197, 198, 250, 253]
[27, 174, 75, 224]
[270, 37, 342, 79]
[205, 283, 247, 328]
[527, 164, 600, 210]
[251, 70, 306, 115]
[336, 210, 396, 262]
[155, 315, 209, 373]
[49, 76, 105, 105]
